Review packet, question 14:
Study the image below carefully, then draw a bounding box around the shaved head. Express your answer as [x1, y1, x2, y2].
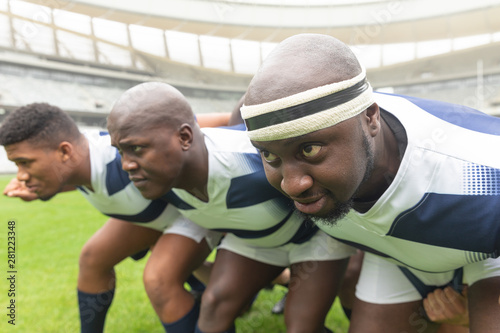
[245, 34, 362, 106]
[107, 82, 206, 199]
[108, 82, 195, 134]
[241, 34, 373, 141]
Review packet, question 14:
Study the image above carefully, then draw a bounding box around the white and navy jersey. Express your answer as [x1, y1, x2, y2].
[318, 92, 500, 273]
[163, 127, 317, 247]
[76, 131, 180, 231]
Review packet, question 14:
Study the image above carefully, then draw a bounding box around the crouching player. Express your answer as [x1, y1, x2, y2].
[0, 103, 226, 333]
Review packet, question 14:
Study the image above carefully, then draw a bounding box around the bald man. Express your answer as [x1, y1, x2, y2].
[107, 82, 355, 333]
[241, 33, 500, 333]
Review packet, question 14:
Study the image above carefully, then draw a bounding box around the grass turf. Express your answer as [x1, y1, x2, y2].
[0, 175, 349, 332]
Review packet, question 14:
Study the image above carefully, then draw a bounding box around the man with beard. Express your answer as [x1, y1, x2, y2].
[107, 81, 355, 333]
[240, 33, 500, 332]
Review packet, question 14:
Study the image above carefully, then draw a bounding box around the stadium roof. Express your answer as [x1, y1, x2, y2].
[2, 0, 500, 76]
[26, 0, 500, 43]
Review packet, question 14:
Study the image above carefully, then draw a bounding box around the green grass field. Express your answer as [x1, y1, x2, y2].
[0, 175, 349, 332]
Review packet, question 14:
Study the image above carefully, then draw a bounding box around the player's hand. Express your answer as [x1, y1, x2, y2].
[3, 178, 38, 201]
[423, 285, 469, 327]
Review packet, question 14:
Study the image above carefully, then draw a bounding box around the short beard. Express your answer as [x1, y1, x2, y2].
[294, 198, 353, 227]
[296, 132, 375, 227]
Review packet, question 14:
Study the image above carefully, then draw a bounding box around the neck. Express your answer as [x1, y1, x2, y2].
[182, 129, 209, 201]
[67, 137, 93, 190]
[354, 117, 400, 206]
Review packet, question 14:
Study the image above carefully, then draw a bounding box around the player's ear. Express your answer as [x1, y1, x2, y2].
[58, 141, 73, 162]
[178, 124, 194, 151]
[364, 103, 381, 137]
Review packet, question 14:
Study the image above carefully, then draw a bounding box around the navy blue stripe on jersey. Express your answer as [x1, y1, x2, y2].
[398, 267, 438, 298]
[328, 236, 391, 259]
[105, 151, 131, 196]
[105, 199, 168, 222]
[227, 170, 291, 209]
[451, 268, 465, 293]
[289, 220, 318, 244]
[389, 192, 500, 255]
[212, 210, 294, 239]
[398, 267, 465, 298]
[76, 186, 88, 194]
[325, 236, 445, 272]
[381, 92, 500, 135]
[227, 152, 290, 208]
[161, 191, 195, 210]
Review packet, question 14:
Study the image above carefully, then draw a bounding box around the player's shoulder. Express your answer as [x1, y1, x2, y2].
[202, 126, 257, 155]
[83, 130, 118, 164]
[83, 129, 112, 145]
[374, 92, 500, 135]
[201, 126, 264, 177]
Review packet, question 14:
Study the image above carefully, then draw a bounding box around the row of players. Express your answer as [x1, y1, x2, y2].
[2, 34, 499, 333]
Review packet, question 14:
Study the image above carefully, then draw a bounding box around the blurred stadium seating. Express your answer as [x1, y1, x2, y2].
[1, 0, 500, 173]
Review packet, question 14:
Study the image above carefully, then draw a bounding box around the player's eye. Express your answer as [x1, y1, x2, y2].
[16, 161, 29, 167]
[132, 146, 142, 153]
[116, 148, 123, 156]
[261, 150, 279, 163]
[302, 145, 321, 158]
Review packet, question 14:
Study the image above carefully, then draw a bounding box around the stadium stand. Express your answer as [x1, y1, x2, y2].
[1, 0, 500, 174]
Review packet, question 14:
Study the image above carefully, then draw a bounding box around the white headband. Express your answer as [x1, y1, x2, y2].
[241, 68, 374, 141]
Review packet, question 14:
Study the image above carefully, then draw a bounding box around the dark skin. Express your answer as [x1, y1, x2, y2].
[107, 83, 209, 201]
[199, 250, 347, 333]
[106, 87, 247, 324]
[245, 34, 498, 332]
[2, 137, 167, 321]
[3, 106, 231, 326]
[5, 137, 92, 200]
[227, 94, 245, 126]
[108, 81, 349, 333]
[251, 104, 398, 219]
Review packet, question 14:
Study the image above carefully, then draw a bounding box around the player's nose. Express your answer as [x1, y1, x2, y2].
[17, 168, 29, 182]
[121, 155, 139, 172]
[280, 163, 313, 198]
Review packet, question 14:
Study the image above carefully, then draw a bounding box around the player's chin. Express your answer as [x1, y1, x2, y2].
[137, 189, 158, 200]
[296, 199, 350, 226]
[137, 185, 165, 200]
[38, 191, 57, 201]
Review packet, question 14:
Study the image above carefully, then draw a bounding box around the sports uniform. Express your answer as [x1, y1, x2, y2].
[73, 131, 220, 333]
[162, 127, 355, 266]
[78, 130, 220, 247]
[316, 92, 500, 303]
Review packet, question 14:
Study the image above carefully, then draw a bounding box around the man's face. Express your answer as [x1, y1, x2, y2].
[108, 122, 185, 200]
[251, 116, 374, 225]
[5, 141, 66, 201]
